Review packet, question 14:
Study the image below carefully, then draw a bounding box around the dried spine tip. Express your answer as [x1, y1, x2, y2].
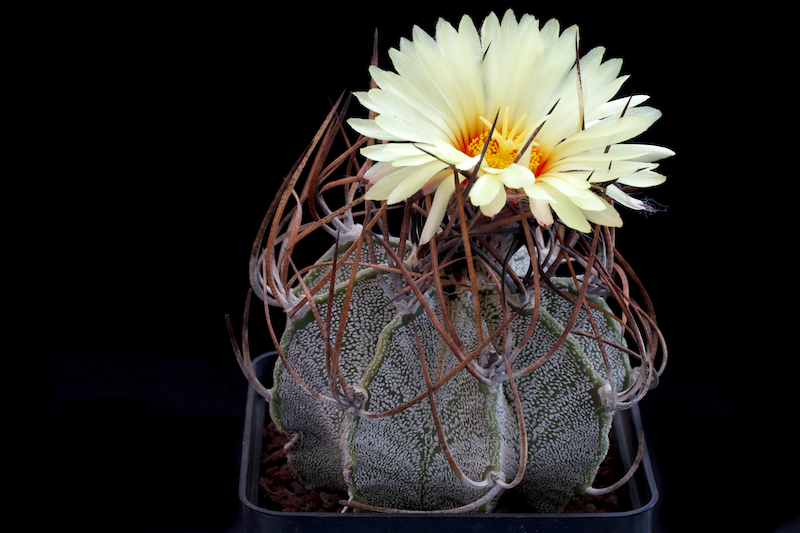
[598, 382, 617, 414]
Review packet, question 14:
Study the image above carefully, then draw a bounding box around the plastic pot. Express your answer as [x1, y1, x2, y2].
[239, 352, 658, 532]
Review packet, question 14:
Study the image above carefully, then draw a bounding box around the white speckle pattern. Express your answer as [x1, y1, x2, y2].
[272, 241, 629, 512]
[545, 278, 629, 391]
[272, 267, 399, 491]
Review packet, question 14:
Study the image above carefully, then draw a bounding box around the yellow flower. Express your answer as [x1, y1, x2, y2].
[349, 10, 673, 243]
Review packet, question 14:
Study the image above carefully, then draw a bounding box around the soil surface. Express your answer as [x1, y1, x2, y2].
[258, 420, 623, 513]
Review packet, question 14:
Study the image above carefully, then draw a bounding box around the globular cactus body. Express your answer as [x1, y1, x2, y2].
[270, 236, 630, 512]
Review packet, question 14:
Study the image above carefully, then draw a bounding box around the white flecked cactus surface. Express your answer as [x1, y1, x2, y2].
[269, 236, 629, 512]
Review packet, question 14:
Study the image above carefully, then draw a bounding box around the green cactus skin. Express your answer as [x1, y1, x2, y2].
[270, 237, 629, 512]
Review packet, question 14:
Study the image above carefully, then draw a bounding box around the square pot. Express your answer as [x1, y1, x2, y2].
[239, 352, 658, 532]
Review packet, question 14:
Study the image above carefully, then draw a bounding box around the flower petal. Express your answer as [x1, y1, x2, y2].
[374, 114, 441, 144]
[615, 169, 667, 188]
[369, 66, 461, 146]
[536, 182, 592, 232]
[469, 174, 504, 206]
[364, 165, 421, 201]
[364, 161, 397, 184]
[607, 144, 675, 163]
[387, 161, 450, 204]
[531, 199, 554, 226]
[582, 195, 623, 227]
[586, 161, 659, 183]
[606, 183, 646, 210]
[420, 175, 458, 244]
[549, 116, 654, 161]
[361, 143, 429, 162]
[588, 95, 649, 124]
[498, 163, 536, 188]
[425, 138, 475, 167]
[478, 187, 507, 217]
[523, 182, 557, 203]
[348, 118, 405, 142]
[392, 154, 439, 167]
[367, 87, 456, 144]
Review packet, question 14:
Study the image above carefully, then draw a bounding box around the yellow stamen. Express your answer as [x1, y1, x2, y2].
[529, 150, 541, 173]
[467, 108, 540, 172]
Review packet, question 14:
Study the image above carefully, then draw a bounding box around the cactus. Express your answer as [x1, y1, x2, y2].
[270, 237, 631, 512]
[228, 97, 665, 513]
[229, 11, 669, 514]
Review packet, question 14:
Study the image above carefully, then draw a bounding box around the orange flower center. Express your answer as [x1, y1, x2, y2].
[464, 108, 541, 173]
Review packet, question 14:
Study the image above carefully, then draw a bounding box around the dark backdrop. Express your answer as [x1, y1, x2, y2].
[7, 1, 794, 532]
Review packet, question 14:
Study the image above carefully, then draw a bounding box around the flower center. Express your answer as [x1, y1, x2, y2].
[465, 108, 541, 173]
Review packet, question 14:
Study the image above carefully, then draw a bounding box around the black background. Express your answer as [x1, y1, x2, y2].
[7, 1, 795, 532]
